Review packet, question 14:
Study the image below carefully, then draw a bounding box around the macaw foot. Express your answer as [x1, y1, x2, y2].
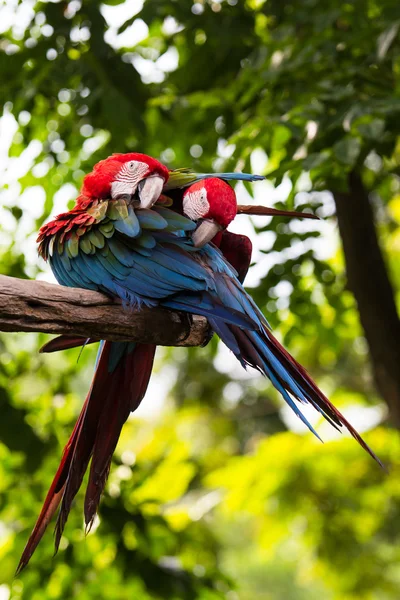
[178, 312, 195, 343]
[200, 323, 214, 347]
[179, 313, 213, 346]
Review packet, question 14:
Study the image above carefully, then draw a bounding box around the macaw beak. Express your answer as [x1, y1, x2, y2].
[237, 205, 319, 219]
[192, 218, 223, 248]
[137, 174, 165, 209]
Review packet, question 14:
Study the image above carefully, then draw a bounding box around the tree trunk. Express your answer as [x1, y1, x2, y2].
[333, 171, 400, 426]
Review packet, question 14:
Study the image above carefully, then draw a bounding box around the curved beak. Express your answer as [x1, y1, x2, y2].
[237, 205, 319, 219]
[192, 218, 222, 248]
[138, 175, 165, 209]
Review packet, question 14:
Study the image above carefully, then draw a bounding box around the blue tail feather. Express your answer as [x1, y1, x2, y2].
[198, 173, 265, 183]
[209, 319, 382, 466]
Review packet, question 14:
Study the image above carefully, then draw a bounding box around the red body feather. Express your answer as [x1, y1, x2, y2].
[37, 198, 96, 259]
[218, 231, 253, 283]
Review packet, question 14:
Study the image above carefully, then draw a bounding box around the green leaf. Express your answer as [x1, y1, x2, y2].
[357, 119, 385, 141]
[333, 137, 361, 166]
[303, 152, 329, 171]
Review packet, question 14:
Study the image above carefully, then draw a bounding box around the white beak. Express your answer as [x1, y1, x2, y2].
[192, 219, 222, 248]
[138, 175, 164, 209]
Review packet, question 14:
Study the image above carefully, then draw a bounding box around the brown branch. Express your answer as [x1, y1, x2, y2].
[0, 275, 208, 347]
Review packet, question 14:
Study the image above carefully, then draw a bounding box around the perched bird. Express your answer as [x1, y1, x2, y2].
[18, 154, 380, 573]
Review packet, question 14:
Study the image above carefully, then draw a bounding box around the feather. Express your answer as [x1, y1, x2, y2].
[113, 206, 141, 238]
[66, 233, 80, 258]
[40, 335, 96, 353]
[87, 200, 108, 221]
[164, 168, 265, 190]
[88, 229, 105, 249]
[107, 237, 136, 268]
[99, 221, 115, 238]
[164, 292, 256, 329]
[84, 342, 156, 528]
[79, 235, 93, 254]
[220, 323, 383, 467]
[17, 340, 156, 574]
[135, 232, 157, 249]
[45, 205, 383, 469]
[16, 395, 90, 574]
[107, 199, 129, 221]
[154, 207, 196, 231]
[136, 209, 168, 230]
[95, 248, 131, 279]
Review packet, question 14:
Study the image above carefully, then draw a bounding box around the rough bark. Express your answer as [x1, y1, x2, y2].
[334, 172, 400, 426]
[0, 275, 208, 347]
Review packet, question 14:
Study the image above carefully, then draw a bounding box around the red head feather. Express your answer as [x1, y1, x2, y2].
[183, 178, 237, 229]
[81, 153, 169, 199]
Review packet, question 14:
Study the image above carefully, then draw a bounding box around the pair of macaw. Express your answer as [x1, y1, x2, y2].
[17, 153, 381, 573]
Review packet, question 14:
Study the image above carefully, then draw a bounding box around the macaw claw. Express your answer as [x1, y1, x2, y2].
[200, 324, 214, 347]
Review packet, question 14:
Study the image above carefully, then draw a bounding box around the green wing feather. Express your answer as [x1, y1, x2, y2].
[164, 168, 199, 190]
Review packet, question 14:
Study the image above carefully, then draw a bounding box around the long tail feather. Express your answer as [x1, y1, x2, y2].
[224, 324, 383, 467]
[164, 169, 264, 190]
[16, 397, 89, 574]
[84, 342, 155, 529]
[17, 341, 156, 573]
[237, 205, 319, 219]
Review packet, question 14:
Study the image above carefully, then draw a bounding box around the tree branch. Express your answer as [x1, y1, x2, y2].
[0, 275, 208, 347]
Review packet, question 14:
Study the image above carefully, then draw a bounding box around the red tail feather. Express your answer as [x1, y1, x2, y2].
[40, 335, 97, 353]
[16, 397, 89, 574]
[84, 343, 155, 529]
[17, 341, 156, 573]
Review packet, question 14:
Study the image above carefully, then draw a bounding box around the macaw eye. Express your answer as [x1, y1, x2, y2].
[127, 161, 136, 170]
[199, 188, 208, 206]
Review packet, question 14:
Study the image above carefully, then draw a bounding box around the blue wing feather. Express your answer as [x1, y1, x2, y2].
[137, 209, 168, 230]
[113, 207, 141, 238]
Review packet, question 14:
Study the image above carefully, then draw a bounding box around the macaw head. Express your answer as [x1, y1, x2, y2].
[182, 178, 237, 247]
[182, 176, 320, 248]
[81, 153, 169, 209]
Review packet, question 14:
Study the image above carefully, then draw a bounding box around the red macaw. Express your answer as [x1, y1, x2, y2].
[18, 154, 381, 573]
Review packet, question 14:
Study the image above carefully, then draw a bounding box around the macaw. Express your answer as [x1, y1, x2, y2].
[17, 153, 381, 573]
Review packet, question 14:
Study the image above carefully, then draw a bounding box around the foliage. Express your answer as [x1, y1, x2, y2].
[1, 0, 400, 598]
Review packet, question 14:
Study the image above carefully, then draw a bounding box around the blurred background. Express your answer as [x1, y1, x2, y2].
[1, 0, 400, 598]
